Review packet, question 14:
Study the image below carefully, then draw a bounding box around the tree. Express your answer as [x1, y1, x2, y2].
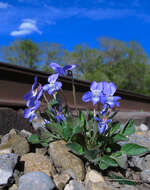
[1, 39, 41, 69]
[97, 37, 148, 94]
[65, 44, 105, 80]
[40, 42, 65, 71]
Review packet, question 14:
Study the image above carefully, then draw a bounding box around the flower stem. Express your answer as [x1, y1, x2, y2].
[72, 74, 78, 114]
[43, 93, 49, 104]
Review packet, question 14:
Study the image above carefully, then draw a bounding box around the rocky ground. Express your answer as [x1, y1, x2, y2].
[0, 121, 150, 190]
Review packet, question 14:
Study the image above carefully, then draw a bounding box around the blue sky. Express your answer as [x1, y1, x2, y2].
[0, 0, 150, 55]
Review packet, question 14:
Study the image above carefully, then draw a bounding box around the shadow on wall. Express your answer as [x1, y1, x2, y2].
[0, 108, 34, 135]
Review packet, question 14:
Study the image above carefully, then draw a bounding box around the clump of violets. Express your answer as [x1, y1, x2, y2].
[24, 63, 77, 123]
[82, 81, 121, 134]
[25, 62, 148, 171]
[24, 77, 43, 122]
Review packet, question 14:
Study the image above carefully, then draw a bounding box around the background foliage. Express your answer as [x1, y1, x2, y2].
[1, 37, 150, 96]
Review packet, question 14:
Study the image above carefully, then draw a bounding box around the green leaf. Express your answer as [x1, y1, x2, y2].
[111, 151, 128, 169]
[121, 143, 148, 156]
[28, 134, 40, 144]
[112, 134, 129, 142]
[109, 122, 120, 136]
[49, 98, 59, 106]
[79, 111, 85, 127]
[88, 110, 93, 120]
[40, 142, 49, 147]
[109, 174, 136, 186]
[122, 120, 135, 136]
[103, 155, 118, 167]
[99, 160, 109, 170]
[111, 151, 122, 158]
[66, 142, 84, 155]
[72, 125, 82, 136]
[84, 149, 99, 161]
[99, 155, 118, 170]
[106, 147, 111, 153]
[62, 124, 73, 141]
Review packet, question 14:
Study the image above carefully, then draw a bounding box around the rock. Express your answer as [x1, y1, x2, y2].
[0, 147, 12, 154]
[0, 153, 18, 186]
[129, 156, 145, 170]
[142, 155, 150, 170]
[32, 114, 48, 130]
[48, 140, 85, 181]
[129, 154, 150, 171]
[139, 123, 148, 132]
[141, 169, 150, 183]
[85, 170, 114, 190]
[63, 169, 76, 179]
[86, 182, 115, 190]
[85, 170, 104, 185]
[20, 153, 56, 177]
[0, 129, 30, 156]
[1, 129, 17, 143]
[64, 180, 86, 190]
[18, 171, 55, 190]
[8, 184, 18, 190]
[135, 131, 146, 137]
[35, 148, 47, 155]
[20, 129, 32, 138]
[144, 116, 150, 129]
[53, 171, 71, 190]
[120, 185, 137, 190]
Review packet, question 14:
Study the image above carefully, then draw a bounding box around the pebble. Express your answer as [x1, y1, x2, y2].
[64, 180, 86, 190]
[140, 169, 150, 183]
[18, 171, 55, 190]
[48, 140, 85, 181]
[20, 153, 56, 177]
[53, 171, 71, 190]
[0, 153, 18, 186]
[120, 185, 137, 190]
[139, 123, 148, 132]
[85, 170, 104, 184]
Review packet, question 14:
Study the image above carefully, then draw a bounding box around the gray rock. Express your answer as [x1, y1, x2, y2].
[64, 180, 86, 190]
[20, 129, 32, 138]
[0, 153, 18, 186]
[140, 169, 150, 183]
[116, 154, 128, 169]
[144, 116, 150, 129]
[120, 185, 137, 190]
[129, 156, 144, 170]
[129, 154, 150, 171]
[18, 172, 55, 190]
[139, 123, 148, 132]
[142, 155, 150, 170]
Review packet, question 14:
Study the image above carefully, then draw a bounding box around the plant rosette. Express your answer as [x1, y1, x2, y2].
[24, 62, 148, 171]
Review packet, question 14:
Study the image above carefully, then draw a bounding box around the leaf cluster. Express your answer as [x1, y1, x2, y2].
[27, 100, 148, 170]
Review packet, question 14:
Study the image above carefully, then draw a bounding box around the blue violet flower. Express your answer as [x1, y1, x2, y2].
[43, 74, 62, 95]
[82, 81, 103, 105]
[50, 62, 77, 76]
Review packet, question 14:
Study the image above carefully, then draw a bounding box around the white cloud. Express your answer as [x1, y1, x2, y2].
[10, 19, 42, 36]
[0, 2, 9, 8]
